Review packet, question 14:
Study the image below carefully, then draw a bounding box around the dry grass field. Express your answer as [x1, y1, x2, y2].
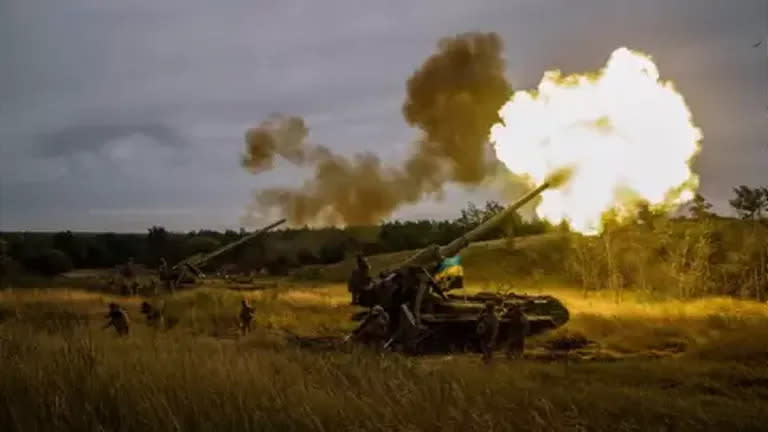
[2, 279, 767, 431]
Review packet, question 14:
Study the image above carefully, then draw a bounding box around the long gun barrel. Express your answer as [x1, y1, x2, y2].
[174, 218, 286, 270]
[397, 182, 550, 268]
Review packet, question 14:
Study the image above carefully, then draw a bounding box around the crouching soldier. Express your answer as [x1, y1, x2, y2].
[104, 302, 130, 336]
[140, 301, 165, 329]
[504, 304, 529, 359]
[239, 299, 255, 335]
[476, 301, 499, 364]
[346, 305, 390, 348]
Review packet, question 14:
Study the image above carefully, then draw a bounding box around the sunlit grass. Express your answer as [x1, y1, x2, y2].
[1, 282, 767, 431]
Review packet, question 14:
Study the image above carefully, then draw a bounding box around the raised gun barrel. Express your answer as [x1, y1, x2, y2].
[397, 181, 550, 269]
[173, 218, 286, 272]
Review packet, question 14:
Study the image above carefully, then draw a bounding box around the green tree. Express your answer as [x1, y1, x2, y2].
[729, 185, 767, 220]
[147, 226, 170, 265]
[184, 236, 222, 257]
[53, 230, 87, 266]
[689, 194, 714, 219]
[23, 249, 73, 277]
[0, 239, 12, 287]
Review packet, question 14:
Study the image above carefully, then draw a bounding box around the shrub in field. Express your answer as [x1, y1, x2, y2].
[22, 248, 73, 277]
[564, 218, 768, 300]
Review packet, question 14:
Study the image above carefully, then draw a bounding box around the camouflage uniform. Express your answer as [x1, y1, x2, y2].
[239, 299, 255, 335]
[350, 305, 390, 347]
[104, 303, 130, 336]
[476, 301, 499, 363]
[504, 304, 529, 359]
[347, 254, 372, 305]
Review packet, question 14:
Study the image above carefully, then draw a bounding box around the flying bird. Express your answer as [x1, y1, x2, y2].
[753, 40, 763, 48]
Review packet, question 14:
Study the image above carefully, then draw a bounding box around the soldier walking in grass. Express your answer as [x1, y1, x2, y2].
[476, 301, 500, 364]
[503, 304, 529, 359]
[239, 299, 255, 335]
[103, 302, 130, 336]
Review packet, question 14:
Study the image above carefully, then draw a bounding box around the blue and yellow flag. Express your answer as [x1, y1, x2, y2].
[434, 255, 464, 281]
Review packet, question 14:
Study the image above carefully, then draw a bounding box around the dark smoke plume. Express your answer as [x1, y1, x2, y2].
[242, 32, 520, 226]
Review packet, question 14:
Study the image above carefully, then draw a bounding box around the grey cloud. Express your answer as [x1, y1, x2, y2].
[33, 124, 184, 158]
[1, 0, 766, 231]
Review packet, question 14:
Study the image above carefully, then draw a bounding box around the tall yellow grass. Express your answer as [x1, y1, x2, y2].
[2, 283, 767, 431]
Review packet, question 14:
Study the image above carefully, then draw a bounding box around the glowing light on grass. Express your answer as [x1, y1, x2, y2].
[491, 48, 701, 234]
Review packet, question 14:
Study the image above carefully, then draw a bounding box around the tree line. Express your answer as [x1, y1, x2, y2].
[1, 185, 765, 283]
[0, 200, 550, 280]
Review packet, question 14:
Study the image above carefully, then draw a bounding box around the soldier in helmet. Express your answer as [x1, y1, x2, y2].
[347, 254, 372, 305]
[347, 305, 390, 348]
[238, 299, 255, 335]
[476, 301, 500, 364]
[504, 304, 529, 359]
[103, 302, 130, 336]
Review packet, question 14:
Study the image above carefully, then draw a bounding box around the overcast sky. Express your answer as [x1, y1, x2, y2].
[1, 0, 766, 232]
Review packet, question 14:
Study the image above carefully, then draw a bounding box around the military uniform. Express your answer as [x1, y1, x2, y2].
[350, 305, 390, 347]
[504, 305, 529, 359]
[104, 303, 130, 336]
[158, 258, 174, 293]
[347, 255, 372, 305]
[239, 300, 255, 335]
[476, 301, 499, 363]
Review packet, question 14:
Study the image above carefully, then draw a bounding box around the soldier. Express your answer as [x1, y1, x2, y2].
[147, 278, 159, 296]
[103, 302, 130, 336]
[117, 258, 137, 296]
[346, 305, 390, 348]
[158, 257, 168, 277]
[158, 257, 175, 293]
[503, 304, 529, 359]
[140, 301, 165, 329]
[239, 299, 255, 335]
[130, 279, 140, 296]
[123, 257, 136, 278]
[347, 254, 372, 305]
[476, 301, 499, 364]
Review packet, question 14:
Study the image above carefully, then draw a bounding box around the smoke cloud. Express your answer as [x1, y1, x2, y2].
[242, 32, 521, 226]
[242, 115, 310, 172]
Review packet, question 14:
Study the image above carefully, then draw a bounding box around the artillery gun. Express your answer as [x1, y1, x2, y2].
[350, 181, 570, 355]
[158, 219, 286, 289]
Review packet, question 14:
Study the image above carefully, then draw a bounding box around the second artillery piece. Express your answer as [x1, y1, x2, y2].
[349, 180, 570, 355]
[158, 219, 286, 290]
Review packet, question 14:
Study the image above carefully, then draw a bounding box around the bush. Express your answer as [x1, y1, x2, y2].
[184, 236, 222, 256]
[22, 249, 73, 277]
